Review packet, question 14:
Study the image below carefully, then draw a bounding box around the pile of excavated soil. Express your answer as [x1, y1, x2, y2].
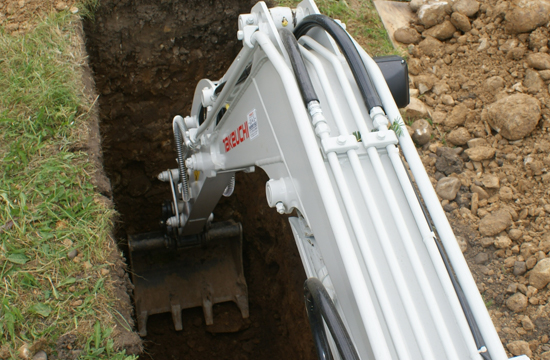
[397, 0, 550, 358]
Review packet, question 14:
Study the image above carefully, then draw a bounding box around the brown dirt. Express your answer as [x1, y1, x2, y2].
[404, 0, 550, 358]
[83, 0, 315, 359]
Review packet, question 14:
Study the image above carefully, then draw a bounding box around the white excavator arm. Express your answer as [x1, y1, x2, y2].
[147, 1, 527, 359]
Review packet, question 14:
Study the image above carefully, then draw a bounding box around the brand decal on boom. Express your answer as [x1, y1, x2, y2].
[222, 109, 259, 152]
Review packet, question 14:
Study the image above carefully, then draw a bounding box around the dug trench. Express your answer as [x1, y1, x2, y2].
[83, 0, 315, 359]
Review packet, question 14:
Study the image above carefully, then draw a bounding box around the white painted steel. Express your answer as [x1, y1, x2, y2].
[169, 2, 517, 358]
[194, 44, 256, 142]
[386, 145, 481, 360]
[300, 45, 412, 360]
[252, 31, 392, 359]
[354, 39, 508, 360]
[300, 37, 445, 359]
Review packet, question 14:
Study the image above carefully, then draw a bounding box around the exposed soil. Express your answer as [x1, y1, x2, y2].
[400, 0, 550, 358]
[83, 0, 315, 359]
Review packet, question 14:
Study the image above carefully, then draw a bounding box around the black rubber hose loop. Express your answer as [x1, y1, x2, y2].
[304, 278, 360, 360]
[278, 28, 319, 105]
[294, 14, 383, 112]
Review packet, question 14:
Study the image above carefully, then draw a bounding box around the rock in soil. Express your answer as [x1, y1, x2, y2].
[394, 27, 422, 44]
[436, 176, 462, 200]
[506, 292, 528, 313]
[486, 94, 541, 140]
[452, 0, 480, 17]
[478, 210, 512, 236]
[505, 0, 550, 34]
[435, 147, 463, 175]
[506, 340, 532, 357]
[529, 258, 550, 289]
[411, 119, 432, 145]
[32, 351, 47, 360]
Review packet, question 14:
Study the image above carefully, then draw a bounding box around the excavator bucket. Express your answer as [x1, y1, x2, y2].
[129, 220, 249, 336]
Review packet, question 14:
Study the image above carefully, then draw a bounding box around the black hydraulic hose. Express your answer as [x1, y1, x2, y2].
[278, 28, 319, 105]
[400, 157, 491, 360]
[294, 14, 383, 112]
[173, 121, 190, 201]
[304, 278, 360, 360]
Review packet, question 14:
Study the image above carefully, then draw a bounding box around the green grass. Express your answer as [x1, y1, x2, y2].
[0, 8, 136, 360]
[278, 0, 398, 56]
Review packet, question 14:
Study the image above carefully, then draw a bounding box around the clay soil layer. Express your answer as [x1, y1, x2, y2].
[83, 0, 315, 359]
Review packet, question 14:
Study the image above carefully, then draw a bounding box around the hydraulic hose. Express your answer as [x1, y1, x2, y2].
[294, 14, 383, 112]
[173, 117, 190, 202]
[400, 157, 491, 360]
[304, 278, 360, 360]
[279, 28, 319, 105]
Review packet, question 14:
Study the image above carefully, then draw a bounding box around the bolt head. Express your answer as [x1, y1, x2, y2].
[237, 30, 244, 41]
[246, 16, 254, 25]
[376, 131, 386, 140]
[337, 135, 347, 145]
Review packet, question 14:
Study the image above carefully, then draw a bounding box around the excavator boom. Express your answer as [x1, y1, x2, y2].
[130, 1, 530, 359]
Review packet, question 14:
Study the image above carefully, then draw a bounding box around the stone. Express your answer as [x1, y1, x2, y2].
[485, 76, 506, 92]
[408, 58, 423, 75]
[394, 27, 422, 44]
[456, 236, 468, 252]
[404, 97, 429, 119]
[464, 147, 496, 161]
[441, 94, 454, 105]
[474, 252, 489, 264]
[479, 210, 512, 236]
[435, 147, 464, 175]
[414, 74, 437, 93]
[526, 256, 538, 269]
[436, 177, 462, 200]
[431, 111, 446, 124]
[418, 2, 449, 28]
[411, 119, 432, 145]
[67, 249, 78, 260]
[424, 20, 456, 40]
[509, 229, 522, 241]
[418, 36, 445, 58]
[432, 82, 450, 96]
[32, 351, 47, 360]
[452, 0, 479, 17]
[505, 0, 550, 34]
[482, 175, 500, 189]
[444, 104, 469, 127]
[447, 128, 470, 146]
[506, 340, 532, 357]
[495, 235, 512, 249]
[55, 1, 67, 11]
[486, 94, 541, 140]
[542, 352, 550, 360]
[540, 70, 550, 81]
[467, 138, 488, 148]
[527, 53, 550, 70]
[499, 186, 513, 201]
[514, 261, 527, 276]
[529, 258, 550, 289]
[450, 12, 471, 32]
[471, 192, 479, 215]
[524, 69, 544, 93]
[540, 236, 550, 253]
[470, 184, 489, 199]
[477, 38, 490, 52]
[506, 293, 528, 313]
[522, 316, 535, 331]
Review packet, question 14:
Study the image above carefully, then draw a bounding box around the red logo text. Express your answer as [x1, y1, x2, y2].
[223, 121, 249, 152]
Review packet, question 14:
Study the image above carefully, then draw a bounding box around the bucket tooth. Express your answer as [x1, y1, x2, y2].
[171, 303, 183, 331]
[235, 294, 249, 319]
[202, 294, 214, 325]
[138, 310, 148, 337]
